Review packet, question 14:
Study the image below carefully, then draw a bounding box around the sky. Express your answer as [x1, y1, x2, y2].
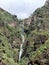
[0, 0, 46, 19]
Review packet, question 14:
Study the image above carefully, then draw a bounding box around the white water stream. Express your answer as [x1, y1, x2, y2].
[19, 22, 25, 62]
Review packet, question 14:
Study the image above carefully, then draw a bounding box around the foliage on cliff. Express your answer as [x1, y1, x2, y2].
[0, 0, 49, 65]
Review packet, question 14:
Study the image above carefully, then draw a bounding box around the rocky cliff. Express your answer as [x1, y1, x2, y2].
[0, 0, 49, 65]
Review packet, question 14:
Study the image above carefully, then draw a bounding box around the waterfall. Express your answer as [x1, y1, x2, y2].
[19, 21, 24, 62]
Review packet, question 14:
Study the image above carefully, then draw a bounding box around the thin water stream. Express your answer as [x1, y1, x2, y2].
[19, 22, 25, 62]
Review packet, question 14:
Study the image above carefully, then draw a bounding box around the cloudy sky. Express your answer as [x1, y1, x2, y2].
[0, 0, 46, 19]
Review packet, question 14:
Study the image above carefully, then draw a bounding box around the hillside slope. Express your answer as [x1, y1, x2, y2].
[0, 8, 22, 65]
[0, 0, 49, 65]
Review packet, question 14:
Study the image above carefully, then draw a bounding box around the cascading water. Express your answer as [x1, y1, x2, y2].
[19, 21, 25, 62]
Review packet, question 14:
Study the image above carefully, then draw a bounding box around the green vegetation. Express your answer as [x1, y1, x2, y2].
[0, 0, 49, 65]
